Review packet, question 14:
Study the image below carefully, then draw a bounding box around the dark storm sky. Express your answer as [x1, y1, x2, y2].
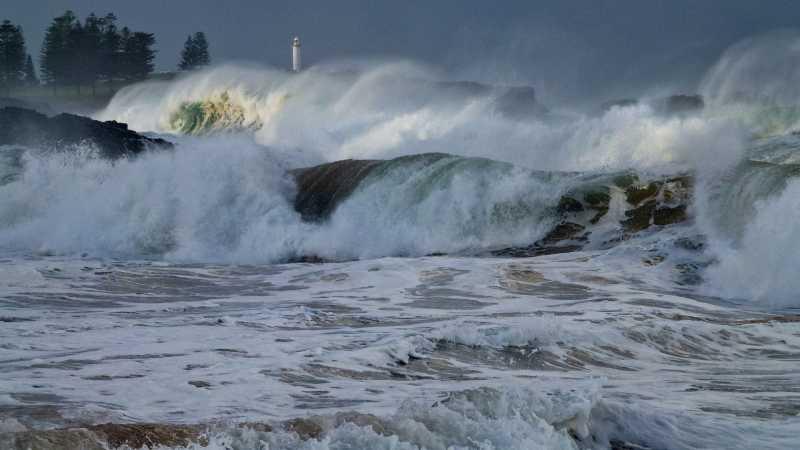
[4, 0, 800, 103]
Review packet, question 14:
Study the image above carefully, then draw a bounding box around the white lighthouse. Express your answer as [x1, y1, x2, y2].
[291, 36, 301, 72]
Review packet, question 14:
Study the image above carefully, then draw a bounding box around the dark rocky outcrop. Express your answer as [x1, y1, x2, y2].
[0, 415, 385, 449]
[291, 155, 693, 259]
[495, 173, 693, 257]
[290, 158, 382, 222]
[621, 175, 692, 233]
[0, 107, 172, 159]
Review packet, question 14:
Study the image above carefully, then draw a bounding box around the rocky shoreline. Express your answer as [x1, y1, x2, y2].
[290, 156, 694, 260]
[0, 412, 649, 450]
[0, 107, 172, 159]
[0, 107, 694, 261]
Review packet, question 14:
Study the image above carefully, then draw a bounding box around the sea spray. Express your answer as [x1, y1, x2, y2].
[99, 62, 744, 173]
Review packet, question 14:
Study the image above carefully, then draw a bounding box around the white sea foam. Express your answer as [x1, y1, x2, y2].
[99, 62, 747, 173]
[704, 178, 800, 307]
[5, 33, 800, 450]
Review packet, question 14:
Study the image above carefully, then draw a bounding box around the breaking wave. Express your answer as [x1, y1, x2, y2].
[99, 62, 742, 172]
[5, 33, 800, 306]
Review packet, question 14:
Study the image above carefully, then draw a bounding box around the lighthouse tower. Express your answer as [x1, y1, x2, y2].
[291, 36, 301, 72]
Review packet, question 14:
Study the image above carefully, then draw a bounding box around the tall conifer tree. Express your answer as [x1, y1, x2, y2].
[178, 32, 211, 71]
[40, 11, 77, 90]
[0, 20, 26, 93]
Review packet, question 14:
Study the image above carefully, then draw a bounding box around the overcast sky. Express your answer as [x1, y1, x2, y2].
[5, 0, 800, 104]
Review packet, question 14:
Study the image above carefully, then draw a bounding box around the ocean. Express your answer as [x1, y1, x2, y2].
[1, 42, 800, 449]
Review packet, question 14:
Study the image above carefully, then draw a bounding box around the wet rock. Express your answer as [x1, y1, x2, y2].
[625, 182, 660, 206]
[610, 439, 653, 450]
[612, 173, 639, 189]
[583, 189, 610, 223]
[237, 422, 273, 433]
[0, 107, 172, 159]
[583, 189, 610, 208]
[283, 417, 324, 440]
[290, 158, 382, 221]
[557, 196, 584, 213]
[491, 243, 582, 258]
[674, 236, 705, 251]
[332, 412, 389, 436]
[675, 262, 704, 285]
[0, 429, 105, 450]
[89, 423, 207, 449]
[286, 254, 331, 264]
[662, 175, 693, 202]
[622, 199, 657, 232]
[642, 255, 665, 266]
[653, 205, 687, 226]
[542, 222, 586, 245]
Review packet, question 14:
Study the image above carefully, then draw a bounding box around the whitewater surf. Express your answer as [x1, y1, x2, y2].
[3, 32, 800, 450]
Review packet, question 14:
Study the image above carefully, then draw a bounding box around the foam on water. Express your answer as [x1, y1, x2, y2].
[4, 32, 800, 450]
[1, 255, 799, 449]
[704, 178, 800, 307]
[99, 62, 747, 173]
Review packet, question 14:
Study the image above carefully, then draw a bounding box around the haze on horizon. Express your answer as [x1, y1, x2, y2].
[5, 0, 800, 104]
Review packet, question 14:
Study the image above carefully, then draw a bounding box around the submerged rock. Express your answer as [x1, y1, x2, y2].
[625, 182, 660, 206]
[621, 175, 691, 233]
[0, 107, 172, 159]
[653, 205, 688, 226]
[0, 423, 207, 450]
[557, 196, 584, 213]
[291, 154, 694, 260]
[622, 199, 657, 232]
[89, 423, 207, 449]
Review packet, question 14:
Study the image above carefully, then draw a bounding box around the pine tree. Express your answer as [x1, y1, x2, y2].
[40, 11, 78, 90]
[120, 31, 155, 81]
[81, 13, 104, 94]
[193, 32, 210, 67]
[178, 35, 195, 71]
[40, 11, 157, 91]
[23, 54, 38, 86]
[99, 13, 121, 82]
[65, 20, 86, 92]
[0, 20, 26, 94]
[178, 32, 210, 71]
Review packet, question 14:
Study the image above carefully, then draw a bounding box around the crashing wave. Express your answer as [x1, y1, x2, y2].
[168, 91, 271, 135]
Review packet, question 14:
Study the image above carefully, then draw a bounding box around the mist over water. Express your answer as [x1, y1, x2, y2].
[5, 30, 800, 450]
[93, 45, 800, 308]
[101, 62, 749, 173]
[4, 33, 800, 303]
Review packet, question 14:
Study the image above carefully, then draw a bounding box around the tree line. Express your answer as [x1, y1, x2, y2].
[0, 20, 37, 94]
[0, 11, 212, 95]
